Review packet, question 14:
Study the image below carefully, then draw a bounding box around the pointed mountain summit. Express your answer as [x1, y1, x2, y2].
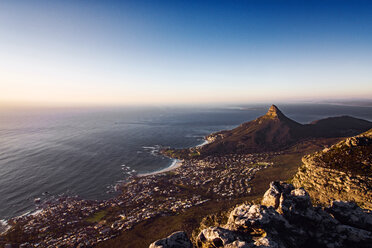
[200, 105, 372, 155]
[262, 105, 300, 126]
[265, 105, 284, 118]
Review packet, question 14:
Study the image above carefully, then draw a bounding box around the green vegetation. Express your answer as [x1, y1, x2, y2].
[165, 170, 176, 176]
[161, 148, 193, 159]
[86, 210, 107, 223]
[189, 151, 200, 157]
[163, 149, 175, 157]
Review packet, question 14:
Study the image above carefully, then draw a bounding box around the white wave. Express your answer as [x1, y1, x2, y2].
[30, 209, 43, 216]
[142, 145, 162, 157]
[0, 219, 10, 234]
[196, 139, 209, 147]
[168, 159, 178, 168]
[185, 134, 203, 138]
[17, 210, 31, 218]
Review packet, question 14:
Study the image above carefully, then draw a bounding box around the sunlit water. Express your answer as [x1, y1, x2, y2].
[0, 104, 371, 220]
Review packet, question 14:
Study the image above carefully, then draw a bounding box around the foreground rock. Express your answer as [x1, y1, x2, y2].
[292, 128, 372, 209]
[151, 182, 372, 248]
[149, 231, 193, 248]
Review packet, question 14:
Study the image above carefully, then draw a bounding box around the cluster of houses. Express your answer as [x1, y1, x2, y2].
[2, 152, 280, 247]
[168, 153, 275, 197]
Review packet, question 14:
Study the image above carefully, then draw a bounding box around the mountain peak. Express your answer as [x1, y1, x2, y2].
[266, 105, 283, 118]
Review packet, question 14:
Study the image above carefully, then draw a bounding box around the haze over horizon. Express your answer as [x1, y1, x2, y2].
[1, 0, 372, 107]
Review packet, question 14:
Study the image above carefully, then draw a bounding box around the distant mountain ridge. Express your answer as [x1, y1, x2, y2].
[201, 105, 372, 155]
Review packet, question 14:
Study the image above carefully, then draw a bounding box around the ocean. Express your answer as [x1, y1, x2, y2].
[0, 103, 372, 220]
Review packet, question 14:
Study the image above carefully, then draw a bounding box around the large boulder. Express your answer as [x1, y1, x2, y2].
[196, 227, 242, 247]
[149, 231, 193, 248]
[227, 204, 288, 231]
[261, 181, 312, 215]
[261, 181, 294, 210]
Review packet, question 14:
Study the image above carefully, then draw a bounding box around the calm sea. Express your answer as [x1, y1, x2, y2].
[0, 103, 372, 220]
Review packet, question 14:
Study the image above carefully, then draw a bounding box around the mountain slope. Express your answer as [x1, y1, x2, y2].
[292, 128, 372, 209]
[200, 105, 372, 155]
[307, 116, 372, 138]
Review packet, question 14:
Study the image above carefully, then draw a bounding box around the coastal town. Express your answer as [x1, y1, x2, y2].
[1, 150, 280, 247]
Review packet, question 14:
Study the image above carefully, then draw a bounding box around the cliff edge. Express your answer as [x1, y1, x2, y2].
[292, 128, 372, 209]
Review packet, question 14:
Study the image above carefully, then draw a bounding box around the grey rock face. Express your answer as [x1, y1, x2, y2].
[149, 231, 193, 248]
[227, 204, 288, 231]
[197, 227, 241, 247]
[261, 181, 294, 210]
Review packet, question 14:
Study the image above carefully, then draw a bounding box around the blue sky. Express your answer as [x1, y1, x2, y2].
[1, 0, 372, 106]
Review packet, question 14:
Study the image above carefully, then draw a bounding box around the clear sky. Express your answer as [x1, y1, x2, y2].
[1, 0, 372, 106]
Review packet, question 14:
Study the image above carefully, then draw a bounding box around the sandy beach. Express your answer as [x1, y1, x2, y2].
[139, 139, 207, 177]
[138, 159, 183, 177]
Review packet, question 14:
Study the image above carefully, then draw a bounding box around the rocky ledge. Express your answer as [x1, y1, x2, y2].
[150, 181, 372, 248]
[292, 128, 372, 209]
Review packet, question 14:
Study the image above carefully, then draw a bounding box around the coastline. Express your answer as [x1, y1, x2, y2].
[139, 138, 208, 177]
[138, 159, 183, 177]
[0, 219, 10, 235]
[0, 138, 207, 221]
[196, 139, 209, 147]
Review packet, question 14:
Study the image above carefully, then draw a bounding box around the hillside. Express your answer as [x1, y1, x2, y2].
[292, 128, 372, 209]
[198, 105, 372, 156]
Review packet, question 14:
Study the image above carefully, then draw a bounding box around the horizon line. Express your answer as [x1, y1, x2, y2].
[1, 98, 372, 110]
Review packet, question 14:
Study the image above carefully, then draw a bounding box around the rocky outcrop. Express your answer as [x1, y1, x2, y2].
[149, 231, 193, 248]
[197, 227, 244, 247]
[150, 182, 372, 248]
[292, 128, 372, 209]
[292, 161, 372, 209]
